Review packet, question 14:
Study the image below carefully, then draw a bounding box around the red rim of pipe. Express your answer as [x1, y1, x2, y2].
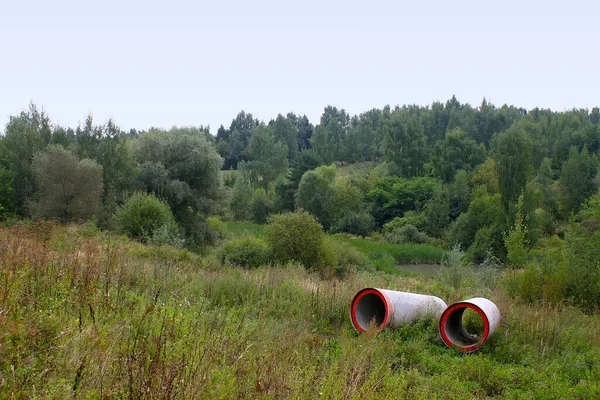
[439, 302, 490, 353]
[350, 288, 392, 332]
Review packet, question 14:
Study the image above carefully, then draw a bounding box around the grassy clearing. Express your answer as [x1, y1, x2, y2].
[332, 236, 446, 264]
[3, 222, 600, 398]
[225, 221, 266, 238]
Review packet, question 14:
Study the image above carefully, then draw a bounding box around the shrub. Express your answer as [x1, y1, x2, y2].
[229, 177, 253, 221]
[79, 219, 101, 238]
[504, 221, 600, 312]
[503, 194, 529, 268]
[217, 235, 271, 269]
[317, 239, 340, 278]
[251, 188, 271, 224]
[535, 208, 554, 234]
[147, 224, 185, 248]
[382, 211, 427, 232]
[437, 244, 470, 291]
[206, 216, 227, 244]
[469, 224, 506, 263]
[329, 239, 373, 272]
[222, 169, 237, 188]
[333, 210, 375, 237]
[373, 254, 398, 274]
[116, 192, 178, 242]
[0, 167, 16, 219]
[265, 210, 325, 270]
[383, 224, 428, 244]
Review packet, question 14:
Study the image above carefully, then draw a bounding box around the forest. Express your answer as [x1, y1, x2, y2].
[2, 98, 600, 398]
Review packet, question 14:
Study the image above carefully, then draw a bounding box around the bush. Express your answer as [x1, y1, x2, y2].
[222, 169, 237, 188]
[265, 210, 325, 270]
[373, 254, 398, 274]
[504, 221, 600, 312]
[383, 224, 428, 244]
[251, 188, 271, 224]
[147, 224, 185, 248]
[206, 216, 227, 244]
[437, 244, 470, 291]
[116, 192, 178, 242]
[217, 235, 271, 269]
[503, 194, 529, 268]
[229, 177, 253, 221]
[469, 224, 506, 263]
[536, 207, 555, 234]
[382, 211, 427, 232]
[329, 239, 373, 272]
[316, 239, 339, 278]
[333, 210, 375, 237]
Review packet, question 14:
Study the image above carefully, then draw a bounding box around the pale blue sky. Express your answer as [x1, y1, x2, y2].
[1, 0, 598, 133]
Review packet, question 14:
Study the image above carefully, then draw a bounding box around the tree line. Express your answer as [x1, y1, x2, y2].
[1, 98, 600, 263]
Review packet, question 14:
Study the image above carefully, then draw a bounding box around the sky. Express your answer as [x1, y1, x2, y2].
[1, 0, 599, 134]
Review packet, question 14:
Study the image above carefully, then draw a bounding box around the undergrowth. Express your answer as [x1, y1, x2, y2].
[1, 221, 599, 398]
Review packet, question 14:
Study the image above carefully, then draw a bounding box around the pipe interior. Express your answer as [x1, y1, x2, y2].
[355, 293, 386, 330]
[443, 306, 485, 347]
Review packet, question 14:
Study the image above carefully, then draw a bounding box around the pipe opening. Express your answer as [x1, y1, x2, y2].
[441, 304, 488, 350]
[353, 292, 387, 331]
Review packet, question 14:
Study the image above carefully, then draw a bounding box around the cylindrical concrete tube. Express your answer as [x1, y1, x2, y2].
[439, 297, 501, 353]
[350, 288, 448, 332]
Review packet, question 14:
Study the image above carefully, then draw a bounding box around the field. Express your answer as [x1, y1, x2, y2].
[2, 222, 600, 398]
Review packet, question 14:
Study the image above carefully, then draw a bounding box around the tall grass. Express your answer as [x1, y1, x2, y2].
[333, 236, 446, 264]
[225, 221, 265, 238]
[2, 222, 600, 398]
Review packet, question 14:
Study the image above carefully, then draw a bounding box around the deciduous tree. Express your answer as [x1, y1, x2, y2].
[31, 145, 103, 221]
[493, 126, 532, 212]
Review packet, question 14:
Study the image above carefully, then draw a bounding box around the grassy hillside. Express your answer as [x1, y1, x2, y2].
[2, 222, 600, 398]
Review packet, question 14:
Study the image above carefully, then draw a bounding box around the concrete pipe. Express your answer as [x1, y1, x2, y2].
[350, 288, 448, 332]
[439, 297, 501, 353]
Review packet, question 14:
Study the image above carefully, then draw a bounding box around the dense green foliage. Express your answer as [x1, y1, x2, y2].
[296, 164, 338, 229]
[218, 235, 271, 269]
[116, 192, 178, 242]
[0, 104, 52, 216]
[369, 176, 437, 226]
[31, 145, 103, 221]
[493, 125, 533, 212]
[0, 166, 15, 217]
[132, 127, 223, 246]
[3, 98, 599, 259]
[265, 210, 327, 270]
[384, 108, 428, 177]
[243, 124, 288, 188]
[560, 146, 599, 215]
[428, 128, 486, 182]
[505, 192, 600, 311]
[73, 116, 138, 224]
